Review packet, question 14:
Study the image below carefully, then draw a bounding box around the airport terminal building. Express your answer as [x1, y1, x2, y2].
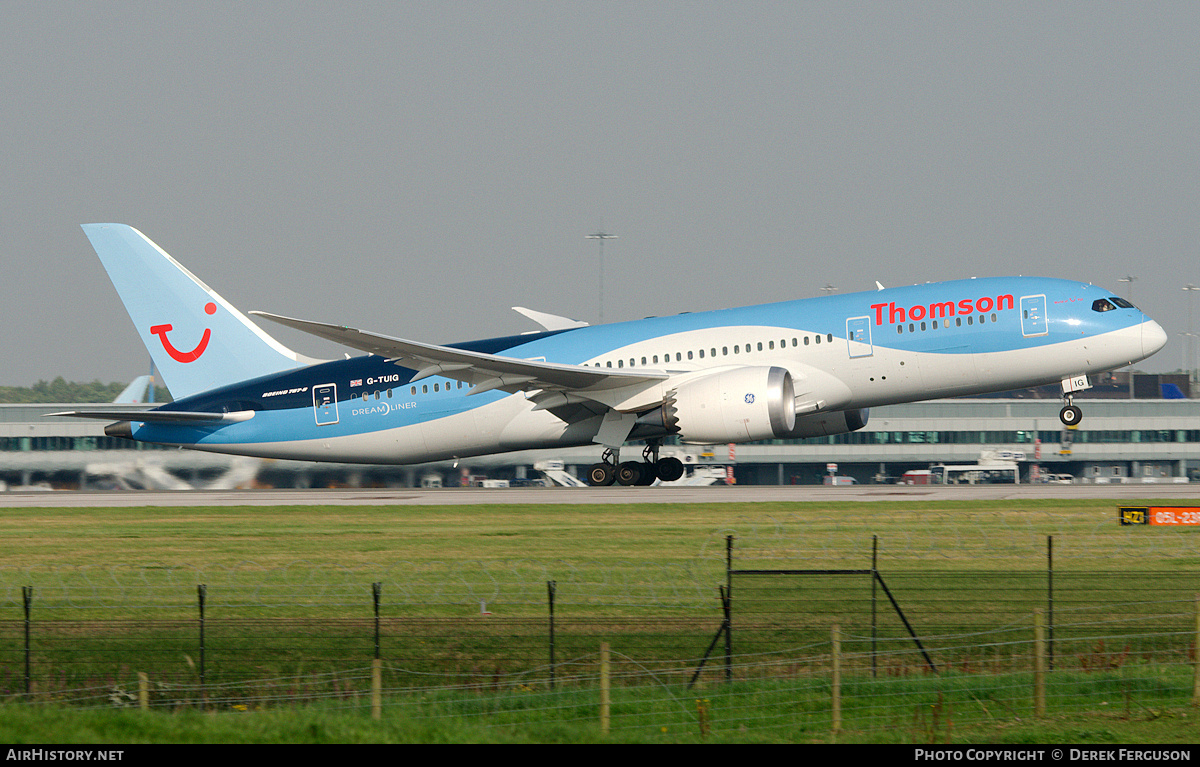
[2, 374, 1197, 489]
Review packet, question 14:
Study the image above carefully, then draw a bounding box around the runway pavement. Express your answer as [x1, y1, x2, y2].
[2, 483, 1197, 508]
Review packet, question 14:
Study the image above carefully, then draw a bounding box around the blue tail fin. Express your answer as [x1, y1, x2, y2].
[82, 224, 316, 399]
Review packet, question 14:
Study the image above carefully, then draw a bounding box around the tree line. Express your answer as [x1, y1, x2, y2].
[0, 377, 171, 403]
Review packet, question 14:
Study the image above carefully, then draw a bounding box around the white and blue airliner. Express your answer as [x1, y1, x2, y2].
[55, 224, 1168, 486]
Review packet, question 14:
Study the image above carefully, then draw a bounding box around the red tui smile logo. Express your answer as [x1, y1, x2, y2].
[150, 302, 216, 363]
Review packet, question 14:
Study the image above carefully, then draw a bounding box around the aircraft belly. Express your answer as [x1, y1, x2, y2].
[419, 407, 486, 457]
[910, 346, 980, 398]
[903, 327, 1141, 403]
[498, 403, 578, 450]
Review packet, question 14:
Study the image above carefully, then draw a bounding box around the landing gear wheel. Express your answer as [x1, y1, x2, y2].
[616, 461, 645, 486]
[587, 462, 616, 486]
[1059, 405, 1082, 426]
[655, 456, 685, 482]
[635, 462, 657, 486]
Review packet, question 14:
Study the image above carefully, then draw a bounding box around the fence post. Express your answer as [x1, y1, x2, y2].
[372, 582, 383, 721]
[600, 642, 610, 736]
[871, 536, 878, 679]
[23, 586, 32, 696]
[372, 582, 382, 660]
[725, 536, 733, 682]
[197, 584, 207, 694]
[372, 659, 382, 721]
[548, 581, 557, 691]
[831, 623, 842, 739]
[1033, 608, 1046, 718]
[1047, 535, 1054, 672]
[138, 671, 149, 711]
[1193, 594, 1199, 707]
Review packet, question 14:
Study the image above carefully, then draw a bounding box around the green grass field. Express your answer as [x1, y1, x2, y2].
[0, 497, 1197, 743]
[2, 498, 1197, 574]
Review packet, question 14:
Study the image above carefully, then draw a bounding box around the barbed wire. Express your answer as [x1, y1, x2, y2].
[7, 608, 1195, 744]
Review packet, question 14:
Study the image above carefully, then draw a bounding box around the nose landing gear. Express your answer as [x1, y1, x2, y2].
[1059, 375, 1090, 426]
[1059, 401, 1083, 426]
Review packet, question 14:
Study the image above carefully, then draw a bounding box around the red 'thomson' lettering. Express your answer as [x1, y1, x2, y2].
[870, 295, 1014, 326]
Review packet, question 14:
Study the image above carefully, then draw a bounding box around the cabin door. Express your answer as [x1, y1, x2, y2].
[313, 383, 339, 425]
[846, 316, 873, 358]
[1020, 295, 1048, 337]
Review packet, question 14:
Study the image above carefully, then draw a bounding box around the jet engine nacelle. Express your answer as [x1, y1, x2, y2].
[664, 366, 796, 444]
[781, 408, 870, 439]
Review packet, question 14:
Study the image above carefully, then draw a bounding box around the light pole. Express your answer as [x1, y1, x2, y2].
[1118, 275, 1137, 303]
[587, 227, 617, 323]
[1184, 284, 1200, 382]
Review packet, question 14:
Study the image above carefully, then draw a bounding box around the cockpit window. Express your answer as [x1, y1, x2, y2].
[1110, 296, 1137, 310]
[1092, 299, 1116, 312]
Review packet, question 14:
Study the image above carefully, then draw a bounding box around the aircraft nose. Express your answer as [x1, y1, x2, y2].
[1142, 318, 1168, 358]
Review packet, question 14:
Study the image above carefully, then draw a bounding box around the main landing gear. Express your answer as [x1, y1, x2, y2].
[586, 443, 686, 487]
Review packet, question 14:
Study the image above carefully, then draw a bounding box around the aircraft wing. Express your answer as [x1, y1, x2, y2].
[249, 311, 666, 397]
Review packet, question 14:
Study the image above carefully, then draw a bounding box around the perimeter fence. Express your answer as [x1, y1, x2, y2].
[0, 603, 1197, 742]
[1, 525, 1198, 739]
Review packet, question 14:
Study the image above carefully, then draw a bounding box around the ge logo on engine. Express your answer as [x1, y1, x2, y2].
[745, 393, 755, 404]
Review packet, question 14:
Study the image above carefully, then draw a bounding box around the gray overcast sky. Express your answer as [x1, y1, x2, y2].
[1, 1, 1197, 387]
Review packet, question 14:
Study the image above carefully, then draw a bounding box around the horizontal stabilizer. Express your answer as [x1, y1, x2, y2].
[47, 409, 255, 424]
